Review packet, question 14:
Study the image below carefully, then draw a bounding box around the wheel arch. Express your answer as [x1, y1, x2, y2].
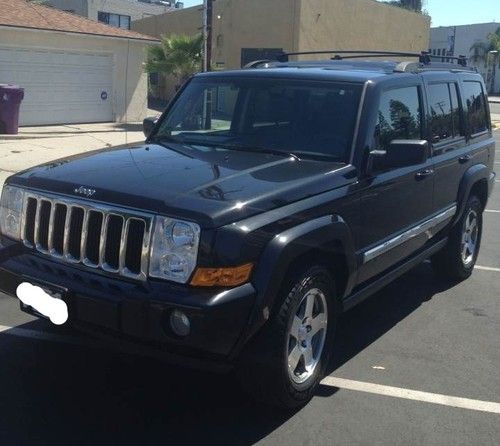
[239, 215, 356, 344]
[454, 163, 490, 225]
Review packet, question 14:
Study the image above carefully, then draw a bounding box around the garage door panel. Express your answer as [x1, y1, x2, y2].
[0, 47, 113, 126]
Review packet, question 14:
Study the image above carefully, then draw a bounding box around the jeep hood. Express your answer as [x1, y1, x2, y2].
[8, 142, 354, 228]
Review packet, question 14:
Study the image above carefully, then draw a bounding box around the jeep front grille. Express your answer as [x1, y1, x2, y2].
[21, 191, 153, 281]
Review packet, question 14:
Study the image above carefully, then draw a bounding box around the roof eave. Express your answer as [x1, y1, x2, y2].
[0, 23, 160, 43]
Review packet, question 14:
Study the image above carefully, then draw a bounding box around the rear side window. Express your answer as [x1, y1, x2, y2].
[376, 86, 422, 150]
[462, 81, 489, 135]
[428, 83, 464, 143]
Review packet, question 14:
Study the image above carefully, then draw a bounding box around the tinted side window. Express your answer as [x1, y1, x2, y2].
[463, 81, 489, 135]
[428, 83, 464, 143]
[449, 83, 464, 137]
[376, 87, 422, 151]
[428, 83, 453, 143]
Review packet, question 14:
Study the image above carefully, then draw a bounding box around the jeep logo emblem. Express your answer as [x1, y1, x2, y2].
[73, 186, 96, 198]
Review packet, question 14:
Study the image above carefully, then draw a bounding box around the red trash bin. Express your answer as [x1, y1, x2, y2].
[0, 84, 24, 135]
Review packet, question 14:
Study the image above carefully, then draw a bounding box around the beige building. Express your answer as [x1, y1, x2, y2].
[133, 0, 430, 97]
[0, 0, 159, 126]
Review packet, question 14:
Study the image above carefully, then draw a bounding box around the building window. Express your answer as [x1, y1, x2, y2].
[98, 11, 131, 29]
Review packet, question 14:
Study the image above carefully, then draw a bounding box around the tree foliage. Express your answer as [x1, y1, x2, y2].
[470, 26, 500, 64]
[144, 34, 203, 83]
[383, 0, 423, 12]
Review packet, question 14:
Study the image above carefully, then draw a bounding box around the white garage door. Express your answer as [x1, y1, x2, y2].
[0, 47, 113, 126]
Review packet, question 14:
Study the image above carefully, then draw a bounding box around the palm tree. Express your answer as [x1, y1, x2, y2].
[145, 34, 203, 92]
[470, 27, 500, 93]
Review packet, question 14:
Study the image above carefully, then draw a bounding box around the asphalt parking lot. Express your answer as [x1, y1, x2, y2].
[0, 130, 498, 445]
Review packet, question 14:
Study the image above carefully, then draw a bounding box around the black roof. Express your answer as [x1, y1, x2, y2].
[197, 59, 481, 85]
[197, 50, 479, 84]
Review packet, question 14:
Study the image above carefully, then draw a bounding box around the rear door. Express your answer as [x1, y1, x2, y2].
[356, 82, 435, 284]
[424, 76, 468, 212]
[427, 75, 493, 213]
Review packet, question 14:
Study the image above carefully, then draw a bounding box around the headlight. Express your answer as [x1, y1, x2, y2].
[149, 217, 200, 283]
[0, 185, 25, 241]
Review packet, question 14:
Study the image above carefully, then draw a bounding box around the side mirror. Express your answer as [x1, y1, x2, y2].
[143, 117, 158, 138]
[367, 139, 429, 174]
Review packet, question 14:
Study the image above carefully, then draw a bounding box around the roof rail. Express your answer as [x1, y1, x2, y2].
[275, 50, 469, 67]
[243, 59, 276, 68]
[276, 50, 424, 63]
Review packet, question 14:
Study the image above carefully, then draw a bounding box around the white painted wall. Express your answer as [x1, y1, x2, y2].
[48, 0, 176, 22]
[0, 27, 150, 124]
[88, 0, 175, 21]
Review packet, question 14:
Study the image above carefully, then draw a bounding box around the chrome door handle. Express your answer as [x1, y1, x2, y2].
[415, 169, 434, 180]
[459, 155, 472, 164]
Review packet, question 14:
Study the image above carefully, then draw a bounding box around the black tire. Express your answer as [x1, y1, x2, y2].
[431, 195, 483, 281]
[238, 265, 338, 409]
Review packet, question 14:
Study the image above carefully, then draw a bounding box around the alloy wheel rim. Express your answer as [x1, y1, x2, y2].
[461, 209, 479, 267]
[287, 288, 328, 385]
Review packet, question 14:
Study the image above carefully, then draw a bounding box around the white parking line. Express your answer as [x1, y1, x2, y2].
[2, 323, 500, 414]
[321, 376, 500, 414]
[475, 265, 500, 272]
[485, 210, 500, 213]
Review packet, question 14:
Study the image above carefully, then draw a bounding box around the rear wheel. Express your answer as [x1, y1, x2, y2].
[238, 265, 338, 409]
[432, 195, 483, 281]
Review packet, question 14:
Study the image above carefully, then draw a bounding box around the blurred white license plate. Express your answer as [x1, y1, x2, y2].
[16, 282, 68, 325]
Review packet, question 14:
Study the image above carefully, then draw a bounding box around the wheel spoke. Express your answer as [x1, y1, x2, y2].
[303, 346, 314, 371]
[461, 232, 468, 244]
[290, 316, 302, 339]
[462, 243, 469, 259]
[467, 212, 474, 229]
[304, 293, 316, 319]
[310, 313, 327, 336]
[288, 345, 302, 372]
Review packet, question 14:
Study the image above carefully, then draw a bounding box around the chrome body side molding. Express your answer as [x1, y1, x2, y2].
[363, 204, 457, 263]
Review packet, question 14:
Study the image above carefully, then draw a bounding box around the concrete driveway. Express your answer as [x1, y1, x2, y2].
[0, 120, 157, 187]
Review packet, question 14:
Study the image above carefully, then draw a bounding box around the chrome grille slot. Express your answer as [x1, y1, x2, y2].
[24, 198, 37, 245]
[84, 211, 103, 266]
[104, 215, 123, 271]
[21, 191, 153, 281]
[68, 207, 84, 260]
[51, 204, 67, 255]
[125, 219, 145, 274]
[37, 200, 52, 252]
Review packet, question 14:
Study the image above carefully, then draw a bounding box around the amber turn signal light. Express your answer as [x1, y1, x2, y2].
[190, 263, 254, 287]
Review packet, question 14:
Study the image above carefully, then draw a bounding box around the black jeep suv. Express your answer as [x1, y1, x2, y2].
[0, 51, 496, 408]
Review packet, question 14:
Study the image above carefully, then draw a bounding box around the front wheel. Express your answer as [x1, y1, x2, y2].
[238, 265, 338, 409]
[432, 195, 483, 281]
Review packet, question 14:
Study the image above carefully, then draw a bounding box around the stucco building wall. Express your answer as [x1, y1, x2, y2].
[133, 0, 430, 99]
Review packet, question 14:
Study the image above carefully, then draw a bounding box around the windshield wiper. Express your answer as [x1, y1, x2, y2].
[222, 144, 301, 161]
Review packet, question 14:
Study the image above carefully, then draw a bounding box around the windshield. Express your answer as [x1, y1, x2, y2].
[154, 78, 363, 161]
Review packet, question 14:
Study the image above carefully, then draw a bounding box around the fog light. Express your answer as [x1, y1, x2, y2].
[170, 309, 190, 337]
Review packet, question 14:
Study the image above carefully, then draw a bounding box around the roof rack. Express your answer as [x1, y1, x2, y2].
[277, 50, 425, 63]
[273, 50, 472, 70]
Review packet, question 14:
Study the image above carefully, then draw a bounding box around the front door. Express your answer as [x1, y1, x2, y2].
[356, 84, 434, 284]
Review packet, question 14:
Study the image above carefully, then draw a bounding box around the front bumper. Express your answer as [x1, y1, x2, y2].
[0, 240, 256, 363]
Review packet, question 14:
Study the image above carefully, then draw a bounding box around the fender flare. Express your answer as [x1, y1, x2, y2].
[453, 163, 489, 225]
[241, 215, 357, 344]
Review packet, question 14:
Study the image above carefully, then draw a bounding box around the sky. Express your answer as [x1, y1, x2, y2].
[179, 0, 500, 28]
